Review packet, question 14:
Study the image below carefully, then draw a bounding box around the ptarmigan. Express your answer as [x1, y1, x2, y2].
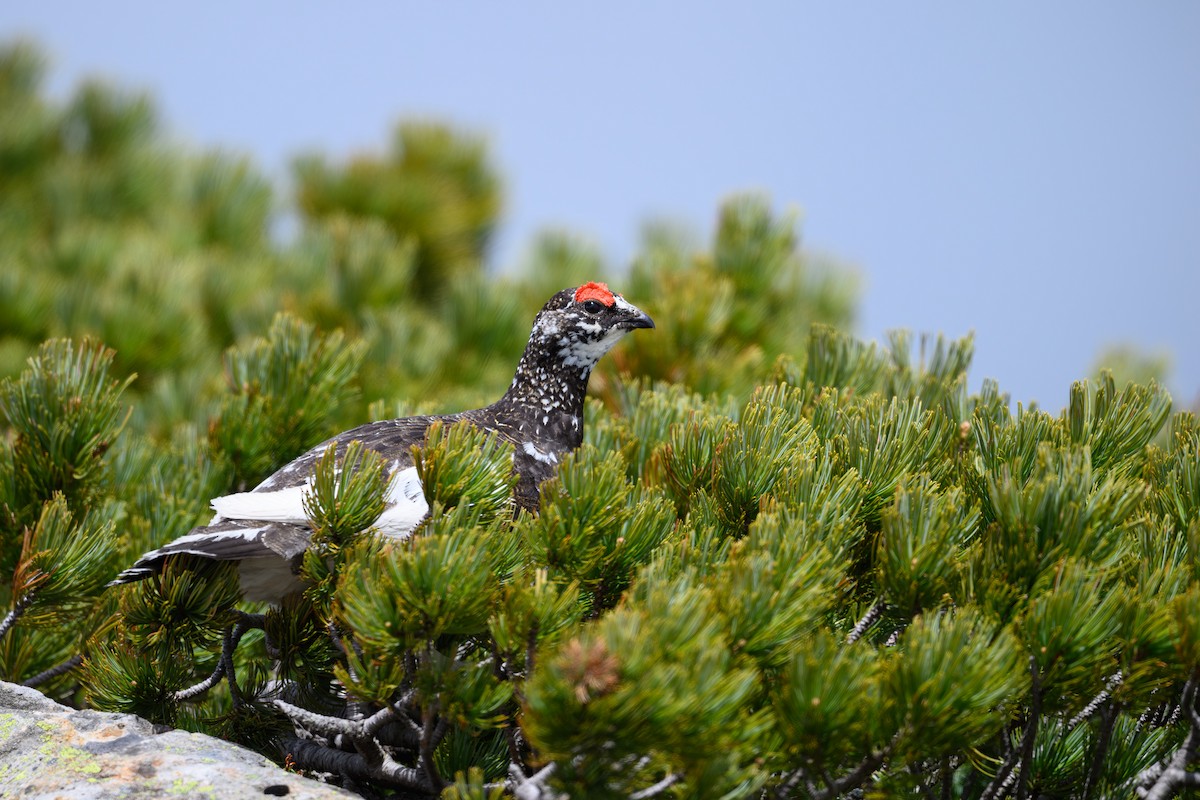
[110, 282, 653, 601]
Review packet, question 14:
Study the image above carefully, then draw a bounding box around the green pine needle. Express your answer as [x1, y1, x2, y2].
[303, 439, 389, 548]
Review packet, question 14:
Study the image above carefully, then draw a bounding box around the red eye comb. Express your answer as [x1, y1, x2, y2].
[574, 282, 615, 306]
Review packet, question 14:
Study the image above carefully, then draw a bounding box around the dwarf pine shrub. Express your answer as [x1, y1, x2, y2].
[3, 38, 1198, 800]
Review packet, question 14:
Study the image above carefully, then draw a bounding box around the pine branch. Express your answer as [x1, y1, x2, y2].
[1137, 698, 1178, 731]
[1082, 700, 1118, 800]
[1014, 658, 1041, 800]
[774, 768, 822, 799]
[1069, 671, 1125, 800]
[174, 660, 225, 703]
[1142, 770, 1200, 799]
[275, 694, 442, 791]
[1069, 670, 1123, 729]
[328, 621, 377, 724]
[629, 773, 682, 798]
[0, 593, 32, 641]
[221, 624, 245, 706]
[374, 717, 422, 749]
[526, 620, 540, 678]
[510, 763, 564, 800]
[981, 759, 1021, 800]
[504, 716, 528, 779]
[23, 653, 84, 688]
[940, 755, 954, 800]
[846, 600, 885, 644]
[1138, 728, 1200, 800]
[807, 750, 886, 800]
[275, 697, 398, 740]
[281, 737, 434, 793]
[173, 612, 259, 702]
[385, 696, 423, 738]
[418, 702, 445, 792]
[1137, 679, 1200, 800]
[980, 723, 1022, 800]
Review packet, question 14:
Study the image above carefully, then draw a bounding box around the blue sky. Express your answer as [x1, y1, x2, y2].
[3, 2, 1198, 410]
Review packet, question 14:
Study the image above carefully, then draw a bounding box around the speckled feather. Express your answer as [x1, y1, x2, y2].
[110, 284, 653, 601]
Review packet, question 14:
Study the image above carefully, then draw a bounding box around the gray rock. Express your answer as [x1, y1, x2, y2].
[0, 681, 356, 800]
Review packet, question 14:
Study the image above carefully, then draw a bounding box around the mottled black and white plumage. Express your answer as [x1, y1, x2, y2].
[111, 283, 653, 601]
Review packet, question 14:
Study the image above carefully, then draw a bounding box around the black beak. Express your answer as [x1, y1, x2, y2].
[622, 303, 655, 330]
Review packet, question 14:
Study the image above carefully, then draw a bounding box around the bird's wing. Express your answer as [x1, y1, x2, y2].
[249, 416, 452, 493]
[110, 416, 447, 587]
[108, 518, 306, 584]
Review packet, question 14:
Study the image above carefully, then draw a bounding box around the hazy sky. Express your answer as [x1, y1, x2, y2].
[3, 2, 1197, 410]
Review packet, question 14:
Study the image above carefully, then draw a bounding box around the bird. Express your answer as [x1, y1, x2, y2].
[110, 282, 654, 601]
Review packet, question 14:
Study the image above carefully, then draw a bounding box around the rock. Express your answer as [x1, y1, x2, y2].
[0, 681, 355, 800]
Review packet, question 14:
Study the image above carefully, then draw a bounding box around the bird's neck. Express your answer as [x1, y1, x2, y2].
[488, 347, 591, 448]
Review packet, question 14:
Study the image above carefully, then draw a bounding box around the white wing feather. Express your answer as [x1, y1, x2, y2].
[209, 465, 428, 539]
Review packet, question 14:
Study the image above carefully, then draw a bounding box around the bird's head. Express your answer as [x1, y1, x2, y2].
[529, 282, 655, 371]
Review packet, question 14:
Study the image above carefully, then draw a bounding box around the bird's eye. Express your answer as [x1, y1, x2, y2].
[582, 299, 605, 314]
